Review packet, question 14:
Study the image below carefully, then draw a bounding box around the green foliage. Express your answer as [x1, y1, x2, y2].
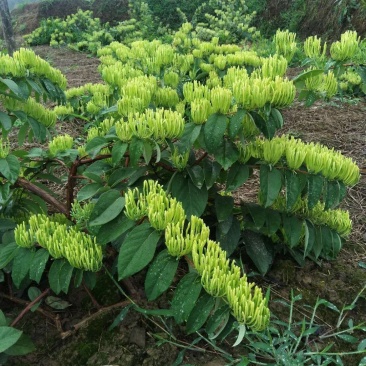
[0, 22, 365, 360]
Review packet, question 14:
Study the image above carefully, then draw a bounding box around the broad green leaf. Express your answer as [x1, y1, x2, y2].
[0, 77, 26, 99]
[143, 140, 153, 164]
[226, 162, 249, 191]
[12, 248, 34, 288]
[118, 223, 160, 280]
[186, 293, 215, 334]
[304, 220, 315, 257]
[264, 209, 281, 235]
[336, 333, 359, 343]
[29, 249, 49, 284]
[129, 137, 144, 167]
[187, 165, 205, 189]
[108, 304, 133, 331]
[112, 140, 128, 166]
[322, 227, 342, 259]
[243, 231, 274, 275]
[246, 204, 266, 229]
[285, 170, 300, 211]
[270, 108, 283, 129]
[97, 214, 135, 245]
[228, 109, 245, 138]
[0, 311, 5, 326]
[28, 287, 42, 312]
[0, 326, 22, 353]
[48, 259, 67, 295]
[45, 296, 72, 310]
[74, 268, 83, 288]
[171, 173, 208, 218]
[0, 155, 20, 183]
[203, 159, 221, 189]
[0, 242, 18, 268]
[83, 271, 96, 290]
[89, 190, 125, 226]
[260, 165, 282, 207]
[145, 249, 179, 301]
[357, 339, 366, 351]
[108, 167, 136, 187]
[176, 123, 201, 151]
[233, 324, 246, 347]
[282, 215, 303, 248]
[292, 69, 324, 87]
[313, 225, 323, 259]
[214, 139, 239, 170]
[171, 272, 202, 324]
[250, 111, 276, 139]
[204, 113, 227, 152]
[0, 111, 12, 131]
[307, 174, 323, 209]
[59, 261, 74, 294]
[28, 118, 47, 142]
[77, 183, 104, 201]
[325, 180, 341, 210]
[216, 216, 241, 256]
[205, 304, 231, 336]
[85, 136, 108, 158]
[4, 334, 35, 356]
[0, 218, 16, 232]
[215, 194, 234, 222]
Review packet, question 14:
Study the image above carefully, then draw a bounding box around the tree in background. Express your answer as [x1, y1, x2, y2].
[0, 0, 16, 54]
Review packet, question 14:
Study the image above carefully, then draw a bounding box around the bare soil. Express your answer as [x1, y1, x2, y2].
[1, 46, 366, 366]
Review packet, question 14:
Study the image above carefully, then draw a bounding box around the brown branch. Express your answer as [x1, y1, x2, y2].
[15, 177, 68, 216]
[193, 152, 208, 166]
[60, 300, 131, 339]
[11, 288, 50, 327]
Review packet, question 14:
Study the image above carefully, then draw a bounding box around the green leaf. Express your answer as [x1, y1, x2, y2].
[336, 333, 359, 344]
[171, 173, 208, 218]
[12, 248, 34, 288]
[143, 140, 153, 164]
[59, 261, 74, 294]
[325, 180, 341, 210]
[228, 109, 245, 138]
[214, 139, 239, 170]
[89, 190, 125, 226]
[313, 225, 323, 259]
[83, 271, 96, 289]
[307, 174, 323, 209]
[187, 165, 205, 189]
[97, 214, 135, 245]
[85, 136, 108, 158]
[203, 159, 221, 189]
[145, 249, 179, 301]
[45, 296, 72, 310]
[112, 140, 128, 166]
[243, 231, 274, 275]
[129, 137, 144, 167]
[285, 170, 300, 211]
[0, 242, 18, 268]
[250, 111, 276, 139]
[4, 334, 35, 356]
[304, 220, 315, 257]
[171, 272, 202, 324]
[226, 162, 249, 191]
[0, 310, 6, 326]
[216, 216, 241, 256]
[118, 223, 160, 280]
[48, 259, 67, 295]
[0, 77, 27, 99]
[322, 227, 342, 259]
[246, 204, 266, 229]
[357, 339, 366, 351]
[205, 304, 231, 336]
[176, 123, 201, 151]
[0, 155, 20, 183]
[0, 218, 16, 232]
[292, 69, 324, 87]
[108, 167, 135, 187]
[204, 113, 227, 153]
[0, 326, 23, 353]
[29, 249, 49, 284]
[233, 324, 246, 347]
[215, 194, 234, 222]
[186, 293, 215, 334]
[0, 111, 12, 131]
[108, 304, 133, 331]
[264, 209, 281, 236]
[260, 165, 282, 207]
[270, 108, 283, 129]
[282, 215, 303, 248]
[77, 183, 104, 201]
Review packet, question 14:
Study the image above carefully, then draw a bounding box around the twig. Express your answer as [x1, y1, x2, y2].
[15, 177, 68, 216]
[60, 300, 130, 339]
[83, 281, 101, 310]
[193, 152, 208, 165]
[10, 288, 50, 327]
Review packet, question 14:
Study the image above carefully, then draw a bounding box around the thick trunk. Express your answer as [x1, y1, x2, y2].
[0, 0, 16, 55]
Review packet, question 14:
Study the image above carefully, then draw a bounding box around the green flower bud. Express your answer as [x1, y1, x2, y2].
[191, 98, 212, 124]
[171, 148, 190, 170]
[330, 31, 360, 61]
[285, 136, 307, 170]
[163, 71, 180, 88]
[304, 35, 327, 60]
[274, 29, 297, 62]
[0, 138, 10, 159]
[154, 87, 180, 108]
[262, 136, 286, 165]
[261, 54, 288, 79]
[49, 134, 74, 156]
[124, 187, 147, 220]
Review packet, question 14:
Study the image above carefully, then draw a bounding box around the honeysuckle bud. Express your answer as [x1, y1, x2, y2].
[206, 71, 222, 89]
[285, 136, 307, 170]
[304, 67, 323, 91]
[340, 69, 362, 85]
[262, 136, 286, 165]
[213, 54, 227, 70]
[171, 148, 190, 170]
[199, 62, 215, 73]
[223, 67, 249, 89]
[210, 86, 232, 114]
[330, 31, 360, 61]
[237, 143, 253, 164]
[0, 138, 10, 159]
[14, 222, 34, 248]
[304, 35, 327, 60]
[183, 81, 211, 103]
[154, 87, 180, 108]
[226, 51, 261, 67]
[191, 98, 212, 124]
[146, 192, 170, 231]
[274, 29, 297, 62]
[53, 104, 74, 117]
[270, 76, 296, 108]
[49, 134, 74, 156]
[117, 96, 147, 116]
[320, 71, 338, 98]
[71, 200, 95, 228]
[261, 54, 288, 79]
[163, 71, 180, 88]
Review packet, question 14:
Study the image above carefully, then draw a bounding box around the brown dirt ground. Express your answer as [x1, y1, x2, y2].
[2, 46, 366, 366]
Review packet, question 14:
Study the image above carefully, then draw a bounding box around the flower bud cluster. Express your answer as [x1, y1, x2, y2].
[330, 31, 360, 61]
[238, 135, 360, 186]
[0, 138, 10, 159]
[274, 29, 297, 62]
[223, 67, 249, 88]
[3, 97, 57, 127]
[14, 214, 102, 271]
[183, 81, 211, 103]
[48, 134, 74, 156]
[71, 200, 95, 229]
[154, 87, 180, 108]
[339, 69, 362, 92]
[260, 55, 288, 79]
[210, 86, 233, 114]
[115, 108, 184, 142]
[53, 105, 74, 117]
[171, 148, 190, 170]
[163, 71, 180, 88]
[304, 35, 327, 61]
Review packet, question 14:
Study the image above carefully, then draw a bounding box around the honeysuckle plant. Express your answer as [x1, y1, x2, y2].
[0, 24, 362, 349]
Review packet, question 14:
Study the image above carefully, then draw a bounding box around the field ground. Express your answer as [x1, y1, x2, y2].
[2, 45, 366, 365]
